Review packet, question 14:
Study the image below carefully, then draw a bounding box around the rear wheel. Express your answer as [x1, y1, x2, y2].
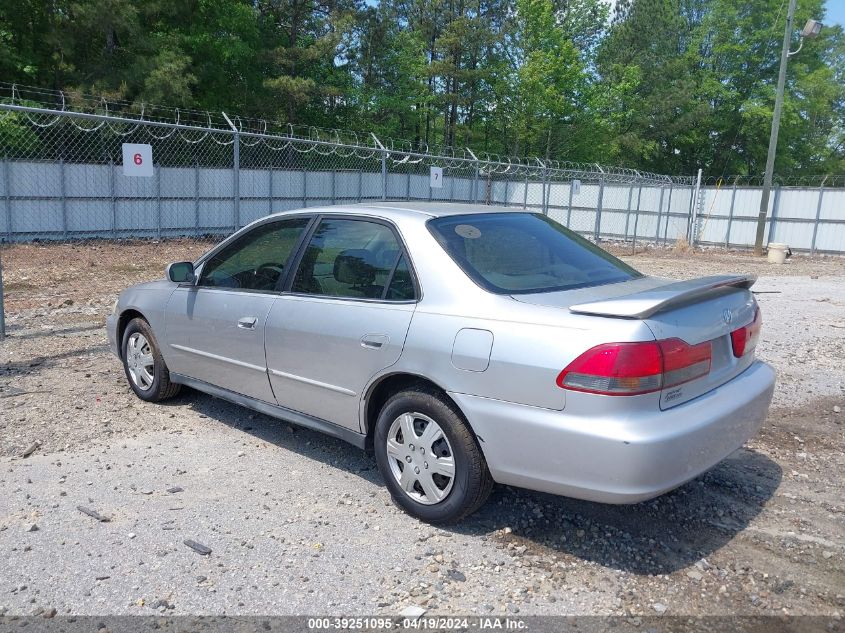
[374, 387, 493, 523]
[121, 318, 181, 402]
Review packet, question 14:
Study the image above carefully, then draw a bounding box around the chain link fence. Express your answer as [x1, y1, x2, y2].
[695, 176, 845, 255]
[0, 83, 842, 338]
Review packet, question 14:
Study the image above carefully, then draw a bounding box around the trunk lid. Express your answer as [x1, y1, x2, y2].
[512, 275, 759, 409]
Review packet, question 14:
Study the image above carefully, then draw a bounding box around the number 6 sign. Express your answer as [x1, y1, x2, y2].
[122, 143, 154, 177]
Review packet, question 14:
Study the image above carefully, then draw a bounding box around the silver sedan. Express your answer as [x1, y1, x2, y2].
[107, 203, 775, 523]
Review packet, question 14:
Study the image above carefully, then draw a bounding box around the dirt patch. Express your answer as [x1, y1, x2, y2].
[611, 243, 845, 279]
[0, 240, 213, 319]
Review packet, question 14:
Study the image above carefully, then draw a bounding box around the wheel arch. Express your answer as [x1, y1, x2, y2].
[116, 308, 148, 359]
[362, 372, 475, 451]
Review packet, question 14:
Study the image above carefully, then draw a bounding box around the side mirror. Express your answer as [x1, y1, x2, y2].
[167, 261, 195, 283]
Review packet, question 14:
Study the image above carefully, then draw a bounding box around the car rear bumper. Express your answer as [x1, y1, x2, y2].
[449, 361, 775, 504]
[106, 313, 119, 357]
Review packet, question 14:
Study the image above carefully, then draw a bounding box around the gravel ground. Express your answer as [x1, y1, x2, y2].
[0, 243, 843, 618]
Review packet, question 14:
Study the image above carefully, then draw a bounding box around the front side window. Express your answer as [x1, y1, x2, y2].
[428, 212, 641, 294]
[292, 218, 413, 300]
[198, 217, 311, 292]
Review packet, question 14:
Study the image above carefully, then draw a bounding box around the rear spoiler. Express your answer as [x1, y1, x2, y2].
[569, 275, 757, 319]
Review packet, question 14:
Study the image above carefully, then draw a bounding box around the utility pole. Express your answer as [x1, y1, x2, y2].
[753, 0, 796, 256]
[753, 4, 822, 255]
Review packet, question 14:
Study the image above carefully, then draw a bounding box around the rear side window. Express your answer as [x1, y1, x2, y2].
[385, 255, 415, 301]
[292, 218, 414, 301]
[428, 213, 641, 294]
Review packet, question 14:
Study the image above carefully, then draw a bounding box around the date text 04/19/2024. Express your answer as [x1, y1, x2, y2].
[306, 617, 527, 630]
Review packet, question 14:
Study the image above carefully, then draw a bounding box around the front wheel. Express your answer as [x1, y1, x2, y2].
[121, 317, 181, 402]
[374, 387, 493, 523]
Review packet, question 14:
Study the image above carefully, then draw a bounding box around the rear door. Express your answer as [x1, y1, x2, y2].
[265, 216, 417, 430]
[164, 216, 312, 402]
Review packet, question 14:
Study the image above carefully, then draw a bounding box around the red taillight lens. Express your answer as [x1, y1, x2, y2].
[730, 307, 762, 358]
[556, 342, 662, 395]
[661, 338, 713, 388]
[557, 338, 712, 396]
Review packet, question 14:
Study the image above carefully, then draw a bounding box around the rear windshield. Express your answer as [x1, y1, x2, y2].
[428, 212, 641, 294]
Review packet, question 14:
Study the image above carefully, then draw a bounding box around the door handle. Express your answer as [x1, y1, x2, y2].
[361, 334, 389, 349]
[237, 316, 258, 330]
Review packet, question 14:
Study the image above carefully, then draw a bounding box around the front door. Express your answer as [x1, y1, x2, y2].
[164, 216, 312, 402]
[265, 216, 418, 429]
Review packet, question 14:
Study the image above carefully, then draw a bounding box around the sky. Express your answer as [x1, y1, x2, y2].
[824, 0, 845, 28]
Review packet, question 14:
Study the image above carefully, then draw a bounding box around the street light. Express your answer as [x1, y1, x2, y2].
[801, 19, 822, 38]
[753, 6, 823, 256]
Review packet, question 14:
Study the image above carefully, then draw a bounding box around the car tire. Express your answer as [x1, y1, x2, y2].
[374, 386, 493, 523]
[121, 317, 181, 402]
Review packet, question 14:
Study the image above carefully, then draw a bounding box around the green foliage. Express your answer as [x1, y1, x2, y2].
[0, 0, 842, 175]
[0, 110, 41, 156]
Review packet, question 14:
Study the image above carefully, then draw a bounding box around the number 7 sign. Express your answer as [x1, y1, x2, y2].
[430, 166, 443, 189]
[122, 143, 154, 177]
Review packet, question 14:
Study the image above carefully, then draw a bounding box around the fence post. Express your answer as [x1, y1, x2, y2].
[1, 155, 8, 337]
[60, 159, 68, 239]
[810, 181, 826, 255]
[594, 177, 605, 242]
[222, 112, 240, 230]
[535, 159, 548, 215]
[631, 185, 643, 253]
[654, 182, 672, 246]
[233, 136, 240, 230]
[566, 179, 574, 227]
[623, 185, 635, 240]
[371, 133, 388, 202]
[383, 154, 388, 200]
[465, 148, 480, 204]
[155, 163, 162, 239]
[661, 184, 673, 245]
[523, 173, 529, 209]
[724, 179, 738, 248]
[358, 170, 363, 202]
[655, 184, 665, 244]
[542, 169, 549, 215]
[767, 185, 781, 245]
[503, 178, 509, 207]
[195, 161, 201, 233]
[0, 249, 5, 339]
[688, 168, 702, 245]
[268, 163, 274, 218]
[331, 169, 336, 206]
[5, 157, 13, 242]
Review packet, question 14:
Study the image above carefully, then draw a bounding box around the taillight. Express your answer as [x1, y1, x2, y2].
[661, 338, 713, 387]
[730, 306, 762, 358]
[556, 338, 712, 396]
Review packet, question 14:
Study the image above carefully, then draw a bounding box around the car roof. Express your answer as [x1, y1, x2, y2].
[265, 201, 533, 223]
[350, 202, 532, 218]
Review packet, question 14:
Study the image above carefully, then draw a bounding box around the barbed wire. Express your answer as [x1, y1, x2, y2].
[702, 175, 845, 188]
[11, 82, 841, 188]
[0, 81, 698, 185]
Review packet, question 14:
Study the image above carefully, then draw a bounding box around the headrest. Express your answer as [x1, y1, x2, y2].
[334, 249, 377, 285]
